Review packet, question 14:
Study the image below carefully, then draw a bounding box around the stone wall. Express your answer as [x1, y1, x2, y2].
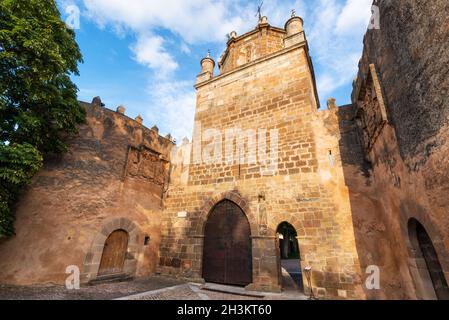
[159, 20, 365, 299]
[0, 100, 174, 285]
[1, 1, 446, 301]
[219, 20, 286, 74]
[353, 0, 449, 160]
[346, 0, 449, 299]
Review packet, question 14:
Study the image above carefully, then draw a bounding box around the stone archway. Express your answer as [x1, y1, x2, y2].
[196, 191, 256, 236]
[408, 218, 449, 300]
[277, 222, 300, 260]
[276, 222, 303, 293]
[202, 199, 252, 286]
[82, 217, 141, 283]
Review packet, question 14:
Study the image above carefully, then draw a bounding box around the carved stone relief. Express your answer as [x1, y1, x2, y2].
[126, 146, 168, 186]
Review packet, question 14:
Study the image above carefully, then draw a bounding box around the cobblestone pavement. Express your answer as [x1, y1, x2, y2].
[120, 283, 307, 301]
[0, 277, 184, 300]
[0, 277, 307, 300]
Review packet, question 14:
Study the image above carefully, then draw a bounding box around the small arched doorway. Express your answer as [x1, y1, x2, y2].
[408, 219, 449, 300]
[276, 222, 303, 292]
[98, 229, 129, 276]
[202, 200, 252, 286]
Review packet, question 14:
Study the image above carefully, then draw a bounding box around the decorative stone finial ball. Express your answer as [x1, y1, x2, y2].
[116, 105, 125, 114]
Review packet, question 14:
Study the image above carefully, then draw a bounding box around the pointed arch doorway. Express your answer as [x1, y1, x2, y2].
[202, 200, 252, 286]
[408, 218, 449, 300]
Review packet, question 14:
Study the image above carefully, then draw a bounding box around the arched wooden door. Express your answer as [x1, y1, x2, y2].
[202, 200, 252, 286]
[98, 230, 129, 276]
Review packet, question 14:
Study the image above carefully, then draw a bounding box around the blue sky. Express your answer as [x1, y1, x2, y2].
[57, 0, 373, 142]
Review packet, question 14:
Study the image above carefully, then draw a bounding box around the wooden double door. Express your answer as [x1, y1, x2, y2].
[202, 200, 252, 286]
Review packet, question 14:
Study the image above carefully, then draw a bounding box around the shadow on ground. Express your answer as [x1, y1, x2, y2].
[0, 276, 184, 300]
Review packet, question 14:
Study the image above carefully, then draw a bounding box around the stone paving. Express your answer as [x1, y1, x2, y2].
[0, 276, 307, 300]
[0, 277, 184, 300]
[119, 283, 307, 301]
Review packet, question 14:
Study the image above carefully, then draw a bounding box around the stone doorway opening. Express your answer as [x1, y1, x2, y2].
[408, 218, 449, 300]
[98, 229, 129, 277]
[202, 200, 253, 287]
[276, 222, 303, 293]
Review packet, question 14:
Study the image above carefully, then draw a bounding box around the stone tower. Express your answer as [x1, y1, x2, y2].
[159, 14, 365, 298]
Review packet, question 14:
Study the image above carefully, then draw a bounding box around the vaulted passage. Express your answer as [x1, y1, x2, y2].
[276, 222, 303, 292]
[98, 229, 129, 276]
[202, 200, 252, 286]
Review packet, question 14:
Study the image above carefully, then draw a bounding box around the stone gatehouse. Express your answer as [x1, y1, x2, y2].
[0, 0, 448, 300]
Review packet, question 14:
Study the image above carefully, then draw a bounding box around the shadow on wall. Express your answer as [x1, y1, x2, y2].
[336, 103, 449, 300]
[340, 0, 449, 300]
[335, 103, 411, 300]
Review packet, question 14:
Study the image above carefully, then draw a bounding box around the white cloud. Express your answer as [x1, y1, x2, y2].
[306, 0, 372, 102]
[145, 81, 196, 143]
[336, 0, 373, 34]
[74, 0, 372, 136]
[131, 34, 178, 76]
[316, 52, 361, 97]
[81, 0, 257, 79]
[82, 0, 253, 43]
[180, 42, 191, 55]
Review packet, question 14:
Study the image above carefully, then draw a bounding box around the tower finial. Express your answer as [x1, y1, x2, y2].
[198, 50, 215, 84]
[291, 9, 296, 18]
[255, 1, 264, 21]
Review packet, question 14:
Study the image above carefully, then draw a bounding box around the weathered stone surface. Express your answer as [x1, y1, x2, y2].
[0, 103, 174, 285]
[0, 0, 448, 301]
[219, 23, 286, 74]
[347, 0, 449, 300]
[158, 18, 364, 299]
[353, 0, 449, 161]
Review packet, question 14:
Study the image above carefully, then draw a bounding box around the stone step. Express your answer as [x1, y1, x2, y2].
[89, 273, 133, 285]
[201, 283, 265, 298]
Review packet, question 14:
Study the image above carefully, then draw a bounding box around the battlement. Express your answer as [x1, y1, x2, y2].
[86, 96, 176, 146]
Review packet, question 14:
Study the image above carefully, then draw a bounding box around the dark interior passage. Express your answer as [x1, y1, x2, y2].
[409, 219, 449, 300]
[277, 222, 303, 292]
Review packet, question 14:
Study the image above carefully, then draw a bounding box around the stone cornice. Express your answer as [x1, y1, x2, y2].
[195, 41, 307, 89]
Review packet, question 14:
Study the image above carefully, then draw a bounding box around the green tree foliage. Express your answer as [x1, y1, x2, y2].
[0, 0, 84, 237]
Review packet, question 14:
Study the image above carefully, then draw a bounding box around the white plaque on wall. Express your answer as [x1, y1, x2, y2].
[177, 211, 188, 218]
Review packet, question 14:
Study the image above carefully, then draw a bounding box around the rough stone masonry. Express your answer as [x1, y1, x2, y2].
[0, 0, 448, 300]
